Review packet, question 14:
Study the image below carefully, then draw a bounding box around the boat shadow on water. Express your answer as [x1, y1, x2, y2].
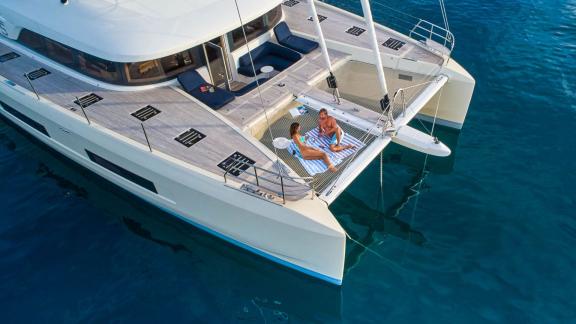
[331, 120, 462, 272]
[0, 117, 461, 322]
[0, 117, 344, 322]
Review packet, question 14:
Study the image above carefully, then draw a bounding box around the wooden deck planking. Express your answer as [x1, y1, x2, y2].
[0, 43, 310, 198]
[283, 0, 445, 65]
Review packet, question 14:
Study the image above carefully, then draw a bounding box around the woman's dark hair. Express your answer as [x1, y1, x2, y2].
[290, 122, 300, 137]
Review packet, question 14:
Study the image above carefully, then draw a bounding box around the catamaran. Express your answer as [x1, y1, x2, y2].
[0, 0, 474, 285]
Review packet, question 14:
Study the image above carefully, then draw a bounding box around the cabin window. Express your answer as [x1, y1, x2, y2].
[126, 60, 163, 83]
[0, 101, 50, 137]
[228, 5, 283, 51]
[45, 39, 76, 68]
[160, 50, 195, 75]
[15, 5, 282, 86]
[85, 150, 157, 193]
[78, 52, 122, 82]
[18, 29, 47, 54]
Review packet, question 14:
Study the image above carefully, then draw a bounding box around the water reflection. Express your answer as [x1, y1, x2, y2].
[0, 117, 343, 322]
[333, 121, 462, 272]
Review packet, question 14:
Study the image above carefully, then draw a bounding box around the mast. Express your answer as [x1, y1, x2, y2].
[359, 0, 390, 111]
[309, 0, 341, 103]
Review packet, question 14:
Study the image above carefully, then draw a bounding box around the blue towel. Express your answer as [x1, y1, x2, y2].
[288, 128, 365, 175]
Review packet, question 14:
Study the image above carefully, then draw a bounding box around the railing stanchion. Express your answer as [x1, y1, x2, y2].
[141, 123, 152, 152]
[75, 96, 91, 125]
[23, 73, 40, 100]
[280, 176, 286, 204]
[253, 166, 259, 186]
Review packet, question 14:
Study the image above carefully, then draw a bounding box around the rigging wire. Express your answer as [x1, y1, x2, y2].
[439, 0, 451, 34]
[232, 0, 280, 160]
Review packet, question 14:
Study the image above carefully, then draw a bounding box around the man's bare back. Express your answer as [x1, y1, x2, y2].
[318, 108, 355, 152]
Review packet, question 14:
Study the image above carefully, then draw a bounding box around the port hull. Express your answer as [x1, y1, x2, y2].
[0, 80, 346, 285]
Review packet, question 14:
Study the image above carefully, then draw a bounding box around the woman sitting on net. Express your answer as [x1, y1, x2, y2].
[290, 122, 337, 173]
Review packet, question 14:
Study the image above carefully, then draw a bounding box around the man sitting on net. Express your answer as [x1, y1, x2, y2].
[318, 108, 354, 152]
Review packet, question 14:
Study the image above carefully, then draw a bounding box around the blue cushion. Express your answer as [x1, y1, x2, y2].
[177, 70, 205, 92]
[280, 36, 319, 54]
[189, 87, 235, 110]
[237, 42, 301, 77]
[274, 22, 293, 43]
[177, 69, 235, 109]
[274, 22, 319, 54]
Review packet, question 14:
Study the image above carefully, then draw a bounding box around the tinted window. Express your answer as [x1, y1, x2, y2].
[0, 101, 50, 137]
[18, 29, 47, 54]
[126, 60, 164, 83]
[78, 52, 122, 82]
[161, 50, 195, 75]
[228, 5, 283, 51]
[45, 39, 76, 68]
[85, 150, 157, 193]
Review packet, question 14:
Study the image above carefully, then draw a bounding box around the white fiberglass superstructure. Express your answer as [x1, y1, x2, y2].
[0, 0, 474, 285]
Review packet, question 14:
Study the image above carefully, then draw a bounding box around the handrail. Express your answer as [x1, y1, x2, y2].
[409, 19, 455, 57]
[323, 0, 456, 61]
[222, 157, 315, 203]
[387, 79, 438, 124]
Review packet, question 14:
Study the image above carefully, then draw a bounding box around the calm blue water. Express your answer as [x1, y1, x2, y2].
[1, 0, 576, 322]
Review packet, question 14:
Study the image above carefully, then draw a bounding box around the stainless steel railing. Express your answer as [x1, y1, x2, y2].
[222, 157, 315, 204]
[409, 19, 455, 56]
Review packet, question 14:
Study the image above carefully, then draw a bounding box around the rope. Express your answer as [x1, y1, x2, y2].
[322, 77, 440, 194]
[439, 0, 451, 34]
[232, 0, 279, 159]
[430, 77, 444, 137]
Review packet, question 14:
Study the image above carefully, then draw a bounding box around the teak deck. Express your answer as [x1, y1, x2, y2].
[0, 2, 444, 200]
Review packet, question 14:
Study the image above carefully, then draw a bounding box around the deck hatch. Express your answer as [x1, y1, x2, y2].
[218, 152, 256, 176]
[74, 93, 103, 108]
[131, 105, 161, 122]
[383, 38, 406, 50]
[26, 68, 51, 81]
[283, 0, 300, 7]
[0, 52, 20, 63]
[174, 128, 206, 147]
[346, 26, 366, 36]
[308, 15, 327, 23]
[398, 74, 413, 81]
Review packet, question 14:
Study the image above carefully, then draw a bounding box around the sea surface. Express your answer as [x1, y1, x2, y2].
[1, 0, 576, 323]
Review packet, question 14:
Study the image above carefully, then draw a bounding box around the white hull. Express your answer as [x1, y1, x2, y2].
[0, 78, 347, 285]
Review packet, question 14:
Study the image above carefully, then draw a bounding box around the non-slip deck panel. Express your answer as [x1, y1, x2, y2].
[174, 128, 205, 148]
[283, 0, 300, 7]
[74, 93, 103, 108]
[131, 105, 161, 122]
[383, 38, 406, 51]
[0, 52, 20, 63]
[26, 68, 51, 80]
[218, 152, 256, 176]
[346, 26, 365, 36]
[85, 150, 157, 193]
[0, 100, 50, 137]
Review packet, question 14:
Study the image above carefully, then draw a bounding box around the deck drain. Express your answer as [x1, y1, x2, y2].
[218, 152, 255, 176]
[383, 38, 406, 50]
[398, 74, 413, 81]
[308, 15, 327, 22]
[283, 0, 299, 7]
[346, 26, 366, 36]
[0, 52, 20, 63]
[174, 128, 205, 148]
[74, 93, 103, 108]
[131, 105, 161, 122]
[26, 68, 51, 80]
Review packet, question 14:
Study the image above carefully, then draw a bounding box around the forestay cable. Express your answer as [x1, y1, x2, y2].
[232, 0, 280, 159]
